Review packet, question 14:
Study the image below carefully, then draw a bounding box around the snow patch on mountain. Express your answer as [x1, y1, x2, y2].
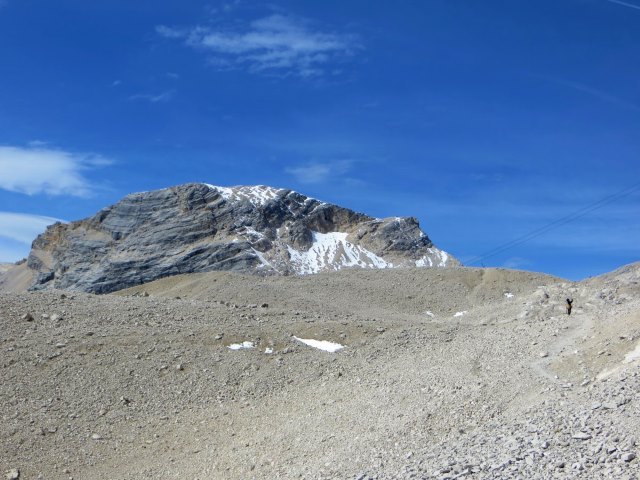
[416, 248, 450, 267]
[205, 184, 284, 207]
[287, 231, 392, 274]
[251, 248, 275, 271]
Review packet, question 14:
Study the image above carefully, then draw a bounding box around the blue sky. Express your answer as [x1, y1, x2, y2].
[0, 0, 638, 280]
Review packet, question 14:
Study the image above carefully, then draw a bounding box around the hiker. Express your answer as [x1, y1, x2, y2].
[566, 298, 573, 315]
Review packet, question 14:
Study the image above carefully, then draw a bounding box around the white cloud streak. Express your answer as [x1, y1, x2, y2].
[0, 145, 110, 196]
[0, 212, 64, 244]
[606, 0, 640, 11]
[0, 212, 65, 263]
[539, 76, 640, 112]
[128, 90, 174, 103]
[501, 257, 532, 269]
[285, 160, 353, 184]
[157, 14, 360, 77]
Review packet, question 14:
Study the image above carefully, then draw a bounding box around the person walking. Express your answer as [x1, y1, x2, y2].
[566, 298, 574, 315]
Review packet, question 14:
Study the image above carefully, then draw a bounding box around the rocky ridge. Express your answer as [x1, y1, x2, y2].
[16, 183, 456, 293]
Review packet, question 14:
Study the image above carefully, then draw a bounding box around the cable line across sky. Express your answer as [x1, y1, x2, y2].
[465, 180, 640, 266]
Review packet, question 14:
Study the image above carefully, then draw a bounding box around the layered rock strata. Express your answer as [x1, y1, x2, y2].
[25, 183, 457, 293]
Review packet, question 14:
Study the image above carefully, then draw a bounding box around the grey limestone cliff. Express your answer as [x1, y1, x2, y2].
[25, 183, 458, 293]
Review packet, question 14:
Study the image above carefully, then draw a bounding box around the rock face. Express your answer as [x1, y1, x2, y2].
[25, 183, 458, 293]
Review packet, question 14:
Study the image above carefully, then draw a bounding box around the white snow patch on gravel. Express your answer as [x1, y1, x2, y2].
[454, 311, 468, 317]
[265, 347, 274, 354]
[227, 341, 255, 350]
[425, 311, 435, 317]
[624, 341, 640, 363]
[287, 231, 391, 274]
[504, 292, 514, 298]
[293, 336, 344, 353]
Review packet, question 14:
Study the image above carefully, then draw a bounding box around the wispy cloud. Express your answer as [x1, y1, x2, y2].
[0, 145, 111, 197]
[605, 0, 640, 11]
[0, 212, 65, 262]
[128, 90, 174, 103]
[0, 212, 64, 244]
[540, 76, 640, 112]
[205, 1, 240, 16]
[501, 257, 532, 269]
[285, 160, 353, 183]
[156, 14, 361, 77]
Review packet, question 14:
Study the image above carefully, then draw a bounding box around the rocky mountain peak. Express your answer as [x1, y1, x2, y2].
[24, 183, 458, 293]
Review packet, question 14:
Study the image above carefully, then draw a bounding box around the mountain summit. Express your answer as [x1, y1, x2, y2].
[23, 183, 458, 293]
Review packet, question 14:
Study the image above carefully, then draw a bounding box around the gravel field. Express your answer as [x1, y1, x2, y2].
[1, 265, 639, 479]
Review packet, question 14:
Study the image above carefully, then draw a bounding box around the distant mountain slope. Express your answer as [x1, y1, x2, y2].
[23, 183, 458, 293]
[0, 263, 13, 273]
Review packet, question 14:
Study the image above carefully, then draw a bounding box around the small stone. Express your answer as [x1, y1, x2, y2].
[4, 469, 20, 480]
[261, 303, 268, 308]
[621, 452, 636, 462]
[572, 432, 592, 441]
[21, 313, 34, 322]
[215, 334, 224, 340]
[539, 351, 549, 358]
[376, 327, 386, 333]
[175, 363, 183, 371]
[91, 433, 102, 440]
[602, 402, 617, 410]
[50, 314, 62, 322]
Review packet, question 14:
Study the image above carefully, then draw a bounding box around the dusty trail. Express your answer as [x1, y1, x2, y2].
[529, 287, 596, 383]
